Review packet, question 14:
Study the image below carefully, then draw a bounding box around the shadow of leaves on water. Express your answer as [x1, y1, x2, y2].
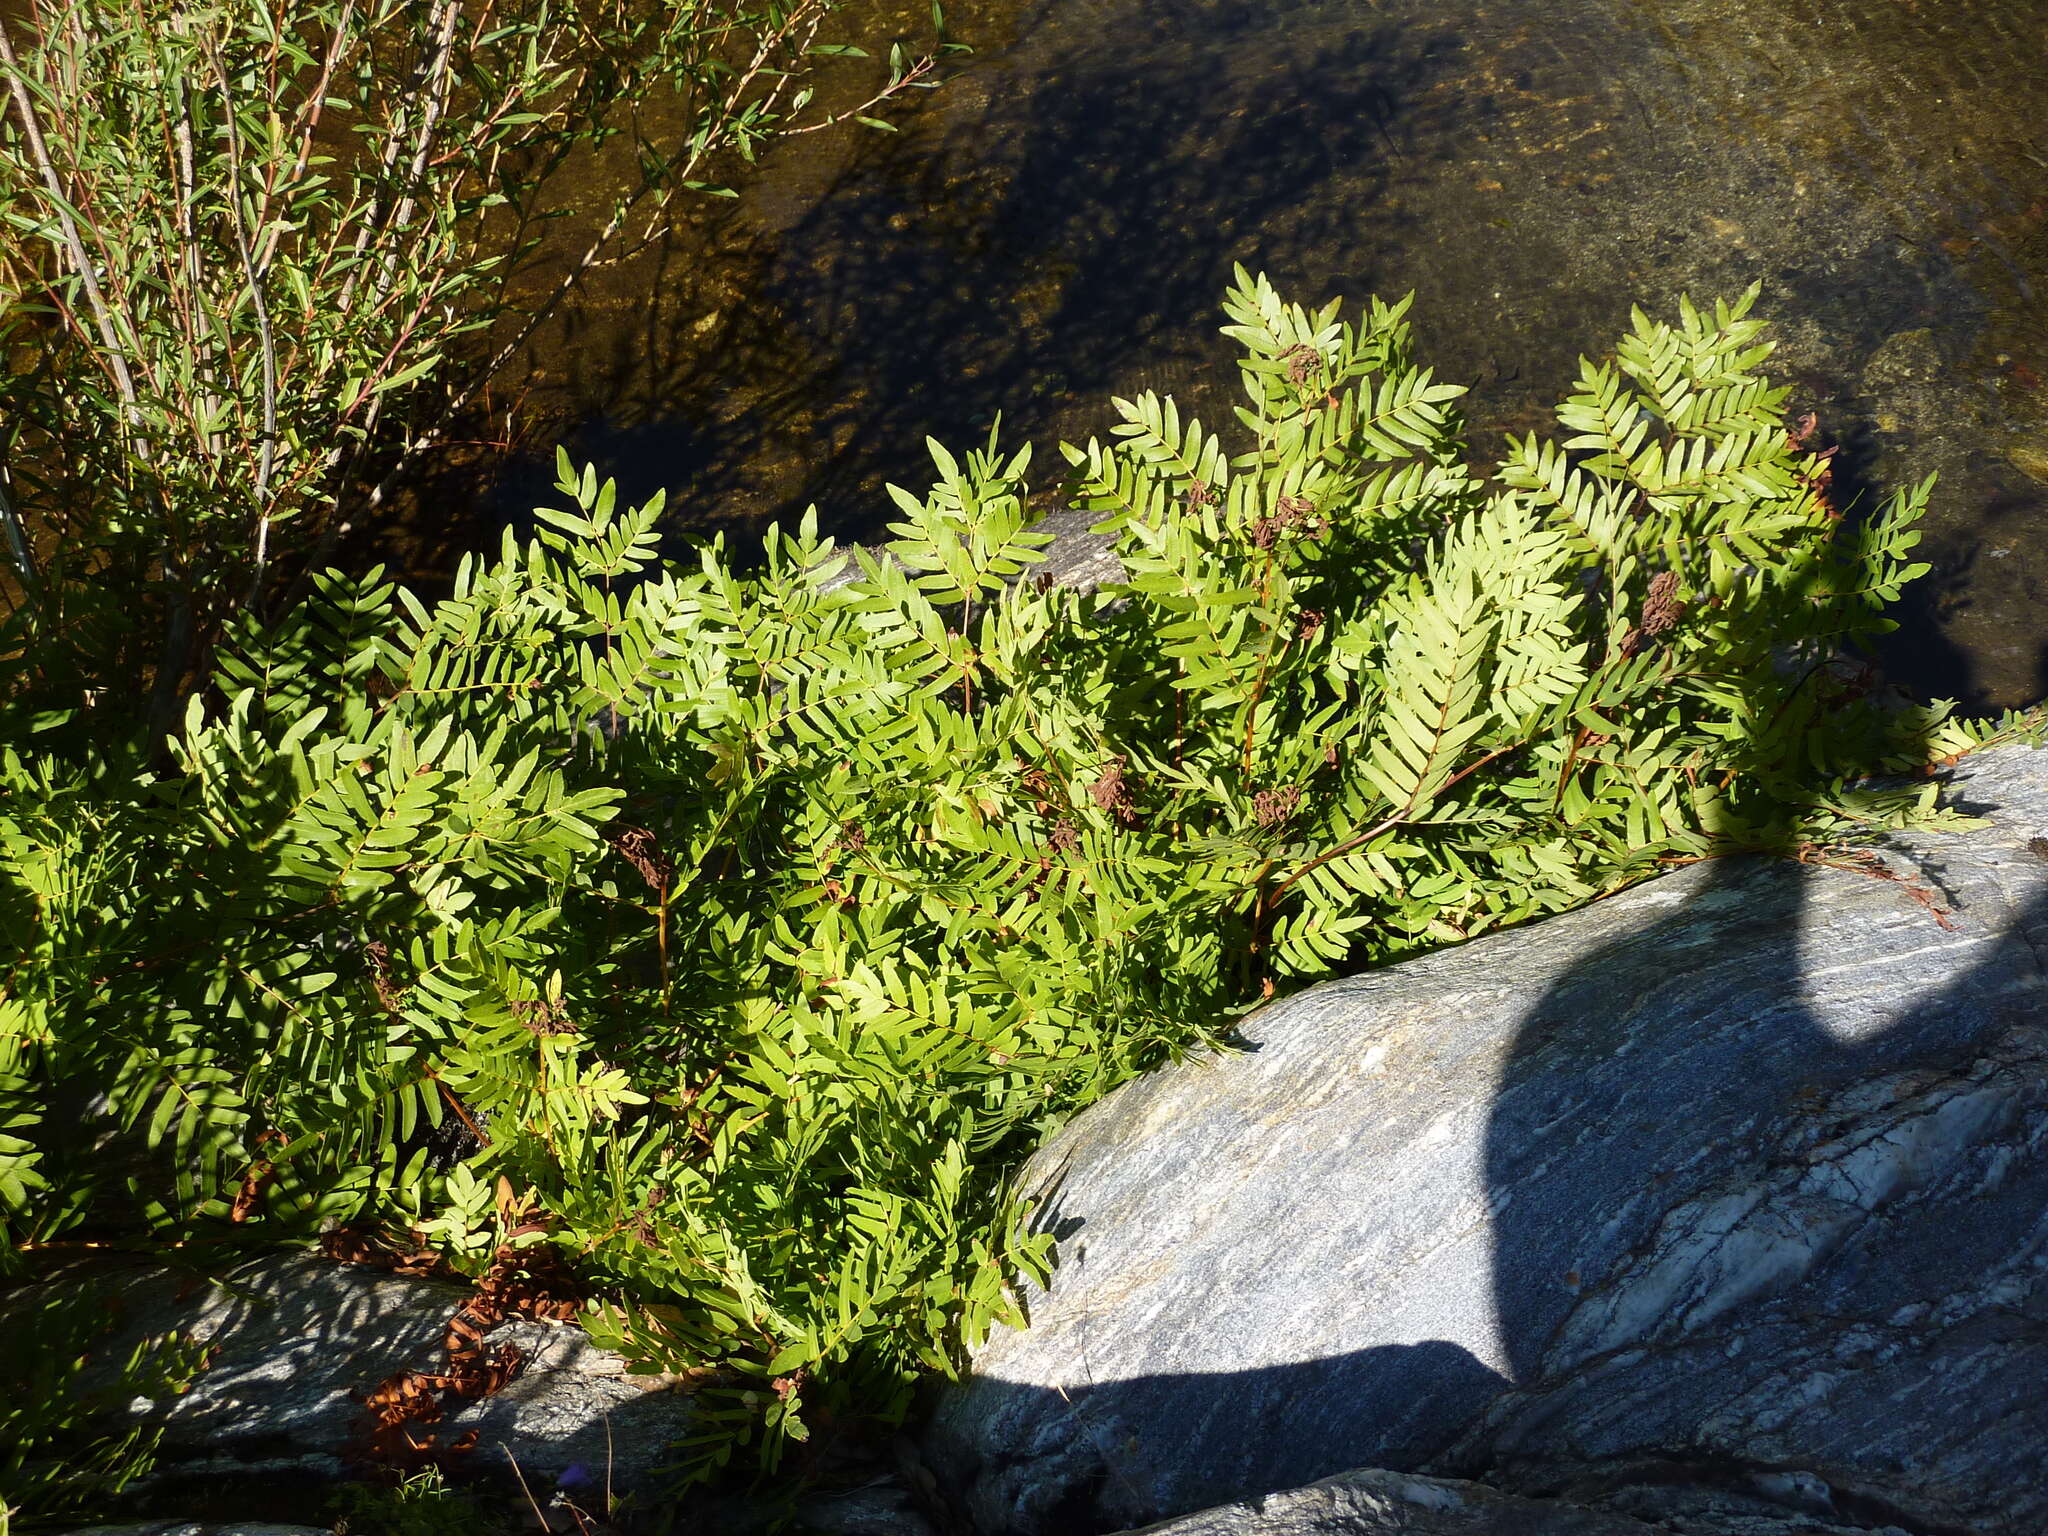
[469, 1, 1463, 556]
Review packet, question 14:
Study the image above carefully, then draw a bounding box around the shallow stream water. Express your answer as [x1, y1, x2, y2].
[450, 0, 2048, 709]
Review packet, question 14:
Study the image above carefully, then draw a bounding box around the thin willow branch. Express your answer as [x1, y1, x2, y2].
[166, 14, 220, 468]
[334, 7, 450, 319]
[0, 15, 144, 434]
[255, 0, 357, 278]
[369, 0, 460, 314]
[0, 471, 37, 593]
[206, 41, 281, 606]
[445, 0, 915, 423]
[783, 54, 937, 134]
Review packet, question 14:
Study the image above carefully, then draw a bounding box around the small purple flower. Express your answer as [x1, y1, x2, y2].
[557, 1461, 598, 1494]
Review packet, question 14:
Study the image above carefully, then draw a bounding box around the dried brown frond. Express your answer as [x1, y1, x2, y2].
[1019, 767, 1060, 815]
[604, 824, 673, 893]
[1785, 409, 1840, 515]
[348, 1241, 584, 1477]
[1641, 569, 1684, 637]
[1621, 570, 1686, 657]
[1282, 343, 1321, 384]
[1797, 845, 1957, 930]
[365, 939, 407, 1016]
[1252, 785, 1302, 829]
[509, 996, 576, 1037]
[465, 1241, 585, 1332]
[1089, 758, 1139, 827]
[228, 1129, 285, 1224]
[321, 1226, 455, 1278]
[1247, 494, 1325, 550]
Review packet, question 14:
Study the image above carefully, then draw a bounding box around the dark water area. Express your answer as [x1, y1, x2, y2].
[436, 0, 2048, 710]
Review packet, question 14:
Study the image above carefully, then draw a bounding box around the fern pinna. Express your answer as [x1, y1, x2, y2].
[0, 275, 1998, 1478]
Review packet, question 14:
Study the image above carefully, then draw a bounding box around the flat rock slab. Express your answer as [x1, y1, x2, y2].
[1112, 1466, 1911, 1536]
[926, 745, 2048, 1534]
[1119, 1469, 1648, 1536]
[7, 1253, 691, 1499]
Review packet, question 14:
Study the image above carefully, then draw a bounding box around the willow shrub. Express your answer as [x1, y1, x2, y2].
[0, 275, 2004, 1482]
[0, 0, 947, 721]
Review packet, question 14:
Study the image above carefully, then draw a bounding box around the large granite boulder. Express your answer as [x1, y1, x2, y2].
[924, 744, 2048, 1535]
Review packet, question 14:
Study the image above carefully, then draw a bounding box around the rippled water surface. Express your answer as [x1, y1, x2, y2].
[451, 0, 2048, 707]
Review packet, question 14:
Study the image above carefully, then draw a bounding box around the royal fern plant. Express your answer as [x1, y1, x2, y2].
[0, 274, 2004, 1481]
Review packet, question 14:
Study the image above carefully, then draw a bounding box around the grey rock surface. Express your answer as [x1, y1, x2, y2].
[7, 1253, 691, 1498]
[817, 505, 1124, 599]
[1110, 1467, 1910, 1536]
[1118, 1469, 1645, 1536]
[702, 1476, 943, 1536]
[792, 1482, 943, 1536]
[1023, 509, 1124, 595]
[926, 744, 2048, 1535]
